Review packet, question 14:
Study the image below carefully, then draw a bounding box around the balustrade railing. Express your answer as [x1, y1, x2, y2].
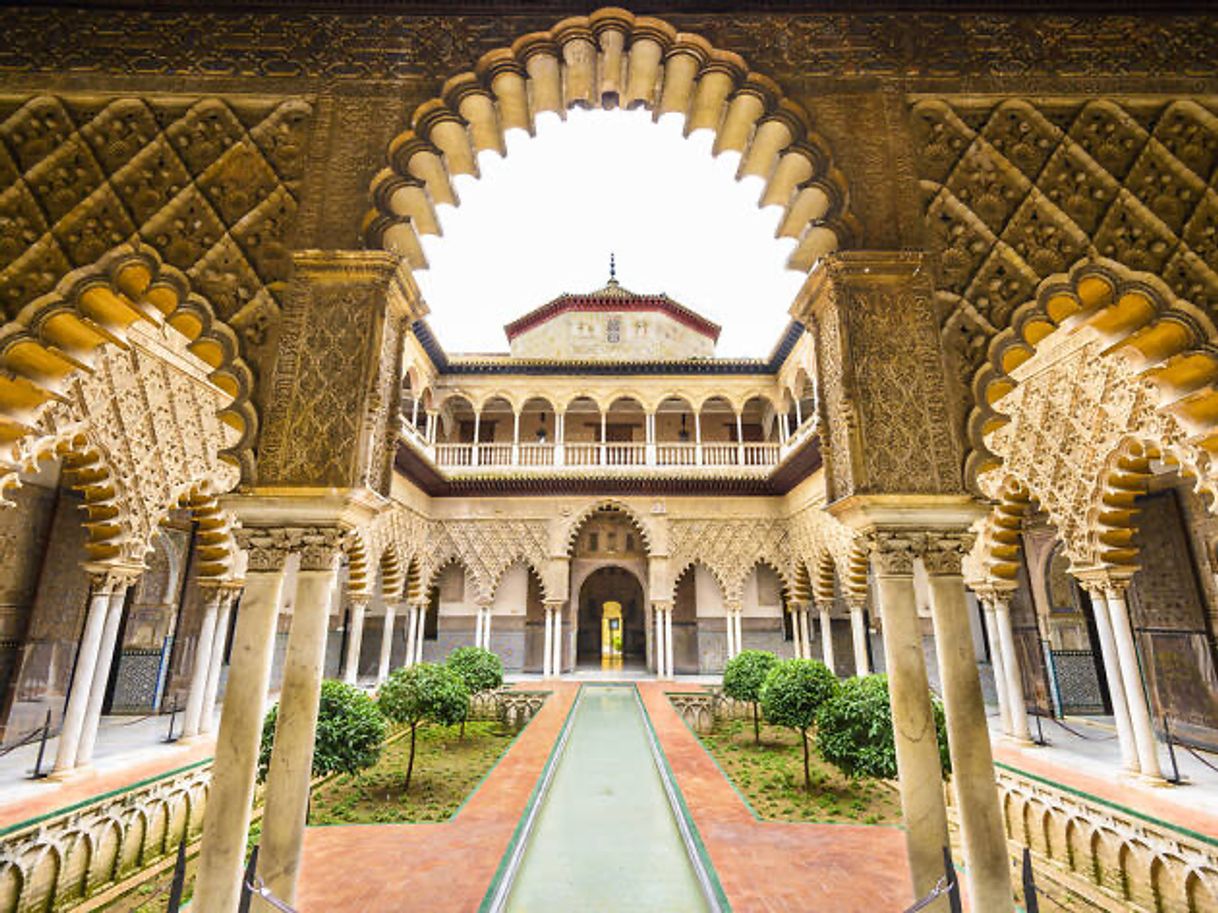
[424, 440, 782, 470]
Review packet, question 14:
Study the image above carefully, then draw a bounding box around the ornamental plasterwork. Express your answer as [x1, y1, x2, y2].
[667, 517, 792, 605]
[979, 326, 1218, 571]
[4, 321, 240, 568]
[0, 95, 313, 391]
[914, 97, 1218, 449]
[787, 502, 860, 597]
[420, 518, 551, 604]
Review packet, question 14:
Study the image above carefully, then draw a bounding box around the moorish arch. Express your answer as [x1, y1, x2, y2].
[365, 7, 857, 274]
[561, 498, 657, 557]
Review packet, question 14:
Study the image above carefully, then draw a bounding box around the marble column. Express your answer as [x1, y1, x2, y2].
[1082, 583, 1139, 773]
[200, 587, 238, 735]
[414, 605, 425, 665]
[193, 543, 291, 913]
[257, 539, 342, 907]
[377, 602, 397, 683]
[979, 597, 1012, 736]
[819, 605, 835, 673]
[924, 535, 1013, 913]
[869, 534, 950, 909]
[342, 596, 368, 684]
[404, 602, 420, 669]
[76, 575, 138, 767]
[182, 585, 225, 739]
[481, 605, 493, 650]
[733, 609, 743, 658]
[1105, 582, 1163, 780]
[542, 604, 554, 677]
[724, 605, 737, 659]
[551, 601, 563, 675]
[665, 605, 675, 678]
[850, 602, 870, 675]
[654, 604, 666, 678]
[992, 593, 1030, 742]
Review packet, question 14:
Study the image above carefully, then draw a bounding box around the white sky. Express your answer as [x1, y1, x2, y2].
[416, 107, 806, 357]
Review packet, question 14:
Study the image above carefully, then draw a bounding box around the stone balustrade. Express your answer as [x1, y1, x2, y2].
[426, 440, 783, 473]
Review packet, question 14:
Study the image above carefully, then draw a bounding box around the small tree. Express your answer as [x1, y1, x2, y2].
[377, 663, 469, 791]
[257, 679, 386, 782]
[722, 650, 778, 745]
[815, 673, 952, 781]
[760, 658, 839, 790]
[447, 646, 504, 739]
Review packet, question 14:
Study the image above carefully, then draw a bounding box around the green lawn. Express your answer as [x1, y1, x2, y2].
[307, 719, 517, 824]
[698, 718, 902, 825]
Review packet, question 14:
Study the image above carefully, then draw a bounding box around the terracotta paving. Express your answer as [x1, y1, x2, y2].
[0, 735, 215, 829]
[992, 740, 1218, 840]
[636, 682, 914, 913]
[297, 681, 914, 912]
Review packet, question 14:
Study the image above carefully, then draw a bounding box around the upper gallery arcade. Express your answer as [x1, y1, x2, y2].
[0, 4, 1216, 913]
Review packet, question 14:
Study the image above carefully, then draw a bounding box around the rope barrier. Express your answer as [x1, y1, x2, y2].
[903, 876, 953, 912]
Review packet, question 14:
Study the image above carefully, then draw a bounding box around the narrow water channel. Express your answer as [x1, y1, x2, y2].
[500, 686, 716, 912]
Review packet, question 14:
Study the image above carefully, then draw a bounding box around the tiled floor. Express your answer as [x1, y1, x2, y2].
[296, 681, 914, 912]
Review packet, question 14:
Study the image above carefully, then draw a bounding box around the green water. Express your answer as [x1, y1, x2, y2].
[504, 686, 710, 912]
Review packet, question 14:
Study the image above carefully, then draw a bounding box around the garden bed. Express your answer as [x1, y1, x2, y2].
[697, 718, 902, 825]
[307, 719, 517, 824]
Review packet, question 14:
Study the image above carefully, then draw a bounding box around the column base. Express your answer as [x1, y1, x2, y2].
[47, 763, 95, 782]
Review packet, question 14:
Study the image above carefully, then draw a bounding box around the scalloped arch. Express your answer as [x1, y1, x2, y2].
[365, 7, 857, 274]
[669, 558, 728, 605]
[967, 257, 1218, 488]
[488, 557, 549, 603]
[563, 498, 654, 555]
[0, 244, 258, 482]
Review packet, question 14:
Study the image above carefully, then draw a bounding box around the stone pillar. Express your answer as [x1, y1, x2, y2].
[733, 608, 743, 657]
[414, 605, 425, 664]
[200, 587, 239, 735]
[1105, 582, 1163, 780]
[979, 596, 1012, 736]
[1080, 582, 1139, 773]
[342, 596, 368, 684]
[378, 603, 397, 683]
[257, 532, 343, 907]
[542, 604, 554, 678]
[819, 605, 835, 673]
[724, 603, 736, 659]
[869, 533, 950, 909]
[664, 605, 674, 679]
[482, 604, 494, 651]
[550, 600, 563, 675]
[76, 574, 138, 766]
[849, 602, 870, 675]
[183, 585, 225, 739]
[924, 534, 1013, 913]
[654, 604, 666, 677]
[193, 536, 292, 913]
[992, 592, 1030, 742]
[404, 603, 420, 669]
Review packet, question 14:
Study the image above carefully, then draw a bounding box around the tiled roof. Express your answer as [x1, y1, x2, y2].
[502, 280, 722, 342]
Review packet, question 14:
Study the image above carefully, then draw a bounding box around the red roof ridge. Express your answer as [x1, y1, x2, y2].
[503, 282, 721, 342]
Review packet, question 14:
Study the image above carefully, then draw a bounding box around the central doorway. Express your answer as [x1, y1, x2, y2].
[577, 567, 645, 670]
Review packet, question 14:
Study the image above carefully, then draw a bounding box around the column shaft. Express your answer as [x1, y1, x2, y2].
[200, 591, 236, 735]
[724, 608, 736, 659]
[664, 607, 674, 679]
[874, 572, 950, 907]
[258, 565, 338, 905]
[733, 610, 743, 657]
[53, 584, 114, 773]
[551, 604, 563, 674]
[927, 574, 1012, 913]
[76, 584, 132, 766]
[378, 604, 396, 683]
[1106, 587, 1162, 779]
[414, 606, 425, 664]
[193, 567, 287, 913]
[542, 606, 554, 677]
[404, 603, 419, 669]
[183, 588, 223, 739]
[342, 599, 367, 684]
[654, 607, 666, 678]
[981, 602, 1012, 736]
[484, 607, 494, 651]
[1087, 588, 1139, 772]
[819, 607, 835, 673]
[850, 605, 870, 675]
[994, 599, 1030, 742]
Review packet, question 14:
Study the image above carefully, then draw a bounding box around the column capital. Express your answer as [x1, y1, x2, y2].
[919, 530, 975, 578]
[83, 562, 142, 594]
[235, 526, 346, 572]
[347, 593, 372, 610]
[651, 599, 674, 613]
[1072, 566, 1134, 597]
[864, 529, 920, 577]
[543, 598, 565, 610]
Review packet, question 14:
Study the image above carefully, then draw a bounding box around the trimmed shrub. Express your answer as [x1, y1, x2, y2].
[258, 679, 386, 782]
[760, 658, 839, 789]
[447, 646, 504, 738]
[816, 673, 952, 781]
[378, 663, 469, 791]
[722, 649, 779, 745]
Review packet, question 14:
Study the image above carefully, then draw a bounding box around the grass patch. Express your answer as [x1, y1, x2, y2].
[698, 718, 902, 825]
[308, 719, 515, 824]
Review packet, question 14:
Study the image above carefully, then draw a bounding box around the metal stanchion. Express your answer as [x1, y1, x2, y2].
[29, 709, 51, 779]
[164, 697, 180, 744]
[942, 845, 963, 913]
[166, 835, 189, 911]
[1163, 715, 1184, 785]
[237, 844, 259, 913]
[1021, 847, 1040, 913]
